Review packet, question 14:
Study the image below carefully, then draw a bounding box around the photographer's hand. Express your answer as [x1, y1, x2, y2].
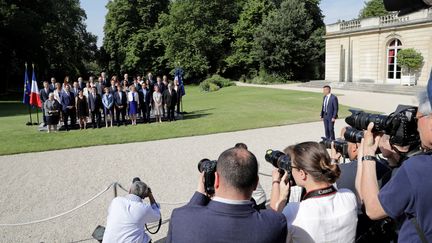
[269, 169, 281, 211]
[331, 141, 341, 162]
[363, 122, 381, 156]
[276, 172, 290, 213]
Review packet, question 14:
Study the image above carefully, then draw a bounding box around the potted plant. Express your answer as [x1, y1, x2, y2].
[397, 48, 424, 86]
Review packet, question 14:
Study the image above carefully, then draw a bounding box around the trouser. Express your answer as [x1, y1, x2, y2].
[323, 117, 335, 140]
[63, 108, 76, 130]
[42, 107, 47, 125]
[91, 110, 101, 128]
[141, 103, 149, 122]
[167, 105, 175, 121]
[162, 102, 166, 117]
[115, 106, 126, 126]
[176, 96, 181, 114]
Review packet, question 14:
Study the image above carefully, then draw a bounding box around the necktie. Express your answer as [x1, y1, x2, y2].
[324, 96, 328, 112]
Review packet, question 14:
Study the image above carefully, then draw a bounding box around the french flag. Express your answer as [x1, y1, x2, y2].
[29, 67, 42, 108]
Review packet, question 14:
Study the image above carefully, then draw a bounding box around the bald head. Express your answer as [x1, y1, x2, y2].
[216, 147, 258, 192]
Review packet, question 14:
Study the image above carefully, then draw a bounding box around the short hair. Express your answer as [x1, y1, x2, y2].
[234, 143, 248, 150]
[323, 85, 331, 90]
[216, 147, 258, 191]
[417, 90, 432, 115]
[130, 181, 150, 199]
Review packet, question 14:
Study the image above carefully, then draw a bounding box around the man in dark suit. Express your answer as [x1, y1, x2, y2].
[49, 77, 56, 91]
[114, 84, 127, 126]
[40, 81, 51, 126]
[60, 85, 76, 131]
[320, 85, 339, 140]
[88, 87, 102, 128]
[78, 77, 85, 90]
[71, 81, 81, 97]
[139, 82, 151, 123]
[167, 147, 287, 243]
[163, 82, 177, 121]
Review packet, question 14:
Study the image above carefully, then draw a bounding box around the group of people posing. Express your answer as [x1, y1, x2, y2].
[40, 72, 183, 132]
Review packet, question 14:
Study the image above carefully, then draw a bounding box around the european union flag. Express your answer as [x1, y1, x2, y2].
[174, 67, 185, 96]
[22, 63, 30, 105]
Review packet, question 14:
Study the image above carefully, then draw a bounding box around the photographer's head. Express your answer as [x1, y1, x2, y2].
[416, 90, 432, 150]
[215, 147, 258, 199]
[378, 134, 410, 166]
[284, 142, 341, 188]
[129, 181, 151, 199]
[340, 126, 360, 161]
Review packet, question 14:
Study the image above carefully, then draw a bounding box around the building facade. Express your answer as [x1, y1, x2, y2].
[325, 8, 432, 86]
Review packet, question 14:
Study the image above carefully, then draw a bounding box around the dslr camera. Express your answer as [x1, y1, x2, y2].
[265, 149, 296, 186]
[345, 105, 419, 147]
[344, 127, 364, 144]
[320, 138, 349, 158]
[197, 159, 217, 195]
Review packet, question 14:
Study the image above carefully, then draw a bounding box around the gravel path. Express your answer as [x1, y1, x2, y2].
[0, 84, 420, 242]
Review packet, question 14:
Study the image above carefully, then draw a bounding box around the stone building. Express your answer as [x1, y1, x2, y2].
[325, 8, 432, 86]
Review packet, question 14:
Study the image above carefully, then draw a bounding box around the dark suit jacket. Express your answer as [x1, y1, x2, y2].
[88, 93, 102, 112]
[320, 94, 339, 119]
[40, 88, 51, 104]
[167, 192, 287, 243]
[163, 89, 177, 107]
[114, 91, 127, 107]
[78, 82, 85, 90]
[60, 91, 75, 112]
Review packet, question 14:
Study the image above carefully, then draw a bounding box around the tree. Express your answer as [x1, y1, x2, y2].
[254, 0, 325, 80]
[0, 0, 97, 93]
[359, 0, 389, 18]
[158, 0, 243, 82]
[103, 0, 169, 75]
[225, 0, 276, 79]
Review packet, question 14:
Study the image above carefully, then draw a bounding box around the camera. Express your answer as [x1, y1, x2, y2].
[320, 138, 349, 158]
[197, 158, 217, 195]
[345, 105, 419, 147]
[265, 149, 296, 186]
[344, 127, 364, 144]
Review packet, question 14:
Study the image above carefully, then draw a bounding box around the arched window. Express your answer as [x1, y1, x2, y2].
[387, 39, 402, 81]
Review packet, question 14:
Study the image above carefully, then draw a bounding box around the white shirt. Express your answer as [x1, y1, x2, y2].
[102, 194, 160, 243]
[128, 91, 139, 104]
[324, 94, 331, 112]
[212, 197, 251, 205]
[282, 189, 358, 243]
[252, 182, 267, 205]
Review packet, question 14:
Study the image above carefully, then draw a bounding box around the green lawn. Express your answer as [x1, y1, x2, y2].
[0, 86, 354, 155]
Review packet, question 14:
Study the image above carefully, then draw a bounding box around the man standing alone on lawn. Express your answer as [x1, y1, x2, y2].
[320, 85, 338, 140]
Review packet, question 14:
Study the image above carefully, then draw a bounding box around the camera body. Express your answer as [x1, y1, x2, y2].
[197, 159, 217, 195]
[345, 105, 419, 147]
[320, 138, 349, 158]
[265, 149, 296, 186]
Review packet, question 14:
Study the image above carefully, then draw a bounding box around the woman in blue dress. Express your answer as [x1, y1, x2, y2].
[127, 85, 139, 125]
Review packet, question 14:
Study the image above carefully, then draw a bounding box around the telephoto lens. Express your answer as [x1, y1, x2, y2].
[344, 127, 364, 143]
[265, 149, 296, 186]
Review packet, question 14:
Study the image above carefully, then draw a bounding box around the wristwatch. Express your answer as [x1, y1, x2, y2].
[361, 155, 377, 162]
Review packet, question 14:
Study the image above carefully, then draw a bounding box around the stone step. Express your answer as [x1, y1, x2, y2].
[299, 81, 425, 96]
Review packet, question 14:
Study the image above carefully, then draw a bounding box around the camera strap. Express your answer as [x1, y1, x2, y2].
[302, 185, 337, 201]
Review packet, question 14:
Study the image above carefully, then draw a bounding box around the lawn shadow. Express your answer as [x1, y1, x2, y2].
[182, 108, 214, 120]
[0, 101, 39, 117]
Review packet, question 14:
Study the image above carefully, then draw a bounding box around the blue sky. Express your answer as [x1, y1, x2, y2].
[81, 0, 365, 47]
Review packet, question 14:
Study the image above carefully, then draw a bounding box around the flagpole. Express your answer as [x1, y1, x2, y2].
[24, 62, 33, 126]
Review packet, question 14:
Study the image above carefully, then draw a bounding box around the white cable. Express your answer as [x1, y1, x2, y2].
[0, 183, 115, 227]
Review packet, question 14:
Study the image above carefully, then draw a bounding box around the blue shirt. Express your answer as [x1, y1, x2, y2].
[378, 154, 432, 242]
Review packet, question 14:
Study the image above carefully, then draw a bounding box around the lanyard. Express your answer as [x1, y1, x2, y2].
[302, 186, 337, 201]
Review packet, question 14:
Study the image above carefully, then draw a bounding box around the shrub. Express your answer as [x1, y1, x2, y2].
[199, 74, 235, 92]
[397, 48, 424, 73]
[247, 70, 292, 84]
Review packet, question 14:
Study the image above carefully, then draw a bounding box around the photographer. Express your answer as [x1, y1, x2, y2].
[167, 147, 287, 243]
[271, 142, 358, 243]
[359, 89, 432, 242]
[102, 179, 160, 243]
